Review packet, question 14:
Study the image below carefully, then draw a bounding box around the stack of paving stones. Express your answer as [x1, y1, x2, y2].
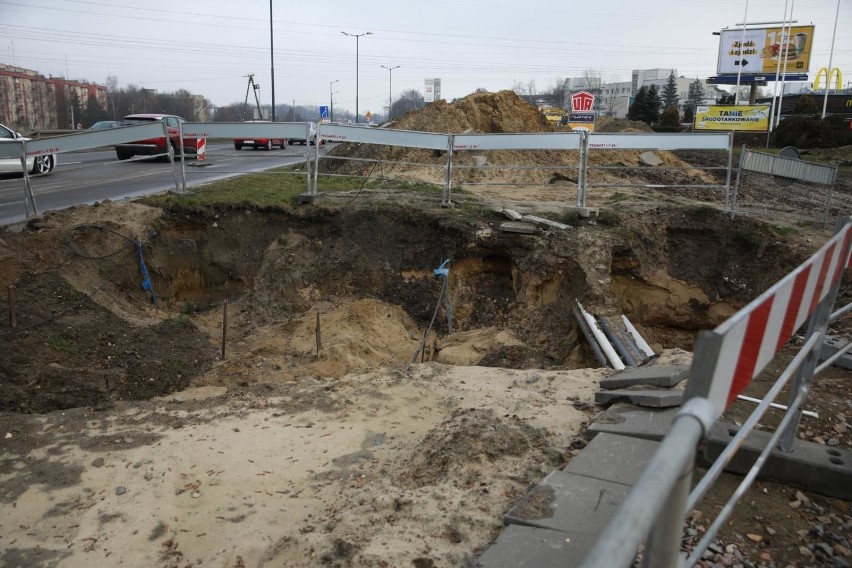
[475, 364, 689, 567]
[477, 358, 852, 566]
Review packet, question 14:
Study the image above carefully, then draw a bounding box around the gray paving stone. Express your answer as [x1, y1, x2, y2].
[563, 432, 660, 486]
[704, 421, 852, 501]
[599, 364, 690, 389]
[586, 405, 679, 441]
[595, 388, 683, 408]
[504, 470, 630, 534]
[819, 336, 852, 370]
[499, 221, 537, 234]
[474, 524, 597, 568]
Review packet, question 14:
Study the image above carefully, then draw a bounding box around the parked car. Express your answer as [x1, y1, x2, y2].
[0, 122, 56, 175]
[114, 114, 198, 160]
[234, 120, 284, 151]
[89, 120, 121, 130]
[287, 122, 324, 146]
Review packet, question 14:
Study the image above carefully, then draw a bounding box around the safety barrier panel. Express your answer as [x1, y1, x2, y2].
[180, 122, 314, 194]
[731, 146, 840, 224]
[580, 217, 852, 568]
[1, 122, 172, 219]
[582, 132, 734, 210]
[314, 124, 452, 203]
[451, 132, 585, 206]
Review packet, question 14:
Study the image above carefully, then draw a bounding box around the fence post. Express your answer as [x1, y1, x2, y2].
[19, 139, 39, 218]
[641, 446, 695, 568]
[730, 145, 747, 217]
[779, 218, 852, 451]
[578, 131, 588, 208]
[442, 135, 454, 207]
[723, 131, 734, 210]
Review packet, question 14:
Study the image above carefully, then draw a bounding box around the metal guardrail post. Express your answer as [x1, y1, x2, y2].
[304, 123, 312, 196]
[730, 144, 746, 217]
[19, 139, 39, 218]
[578, 131, 587, 208]
[179, 123, 187, 192]
[443, 135, 454, 206]
[723, 131, 734, 210]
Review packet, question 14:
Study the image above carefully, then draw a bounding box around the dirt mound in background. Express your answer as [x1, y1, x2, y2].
[321, 90, 716, 189]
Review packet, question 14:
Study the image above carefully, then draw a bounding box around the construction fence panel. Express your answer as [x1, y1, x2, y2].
[732, 146, 845, 225]
[582, 132, 734, 211]
[582, 218, 852, 568]
[450, 132, 585, 207]
[180, 122, 314, 194]
[3, 123, 176, 220]
[313, 124, 452, 200]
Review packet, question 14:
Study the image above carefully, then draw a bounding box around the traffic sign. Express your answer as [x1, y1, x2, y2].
[319, 106, 329, 119]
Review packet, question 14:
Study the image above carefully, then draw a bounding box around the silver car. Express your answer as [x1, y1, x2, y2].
[0, 123, 57, 175]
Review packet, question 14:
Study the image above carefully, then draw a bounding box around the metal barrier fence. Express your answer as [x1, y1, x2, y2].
[580, 217, 852, 568]
[731, 145, 841, 224]
[0, 122, 174, 219]
[179, 122, 314, 194]
[583, 132, 733, 210]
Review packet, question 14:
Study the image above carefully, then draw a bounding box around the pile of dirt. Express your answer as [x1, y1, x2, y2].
[320, 90, 717, 189]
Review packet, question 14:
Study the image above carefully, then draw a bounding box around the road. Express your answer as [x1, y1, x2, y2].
[0, 142, 318, 226]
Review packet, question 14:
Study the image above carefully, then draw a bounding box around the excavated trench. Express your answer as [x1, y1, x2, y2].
[0, 204, 810, 413]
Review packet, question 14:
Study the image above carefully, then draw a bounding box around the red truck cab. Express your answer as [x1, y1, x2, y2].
[115, 114, 198, 160]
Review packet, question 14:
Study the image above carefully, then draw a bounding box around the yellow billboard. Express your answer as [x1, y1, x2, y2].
[717, 25, 814, 74]
[694, 105, 770, 132]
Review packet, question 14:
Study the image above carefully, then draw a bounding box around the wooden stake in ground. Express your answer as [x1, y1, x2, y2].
[316, 310, 322, 356]
[8, 286, 16, 329]
[221, 299, 228, 360]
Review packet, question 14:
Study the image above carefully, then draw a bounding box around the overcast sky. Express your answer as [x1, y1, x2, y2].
[2, 0, 849, 115]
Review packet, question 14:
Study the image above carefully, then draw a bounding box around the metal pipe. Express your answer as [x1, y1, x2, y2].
[821, 0, 840, 119]
[573, 305, 609, 368]
[578, 301, 625, 371]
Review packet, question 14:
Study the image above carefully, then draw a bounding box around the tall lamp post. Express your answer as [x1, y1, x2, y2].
[269, 0, 275, 121]
[329, 79, 339, 122]
[340, 31, 372, 123]
[380, 65, 399, 121]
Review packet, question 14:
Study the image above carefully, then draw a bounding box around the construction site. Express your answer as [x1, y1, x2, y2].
[0, 91, 850, 567]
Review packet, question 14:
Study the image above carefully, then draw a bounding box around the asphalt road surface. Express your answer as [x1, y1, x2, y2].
[0, 142, 318, 226]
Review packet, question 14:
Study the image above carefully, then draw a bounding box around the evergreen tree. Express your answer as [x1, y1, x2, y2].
[659, 106, 680, 128]
[646, 85, 661, 123]
[793, 95, 819, 115]
[627, 86, 648, 121]
[685, 79, 706, 117]
[683, 106, 695, 124]
[662, 71, 679, 110]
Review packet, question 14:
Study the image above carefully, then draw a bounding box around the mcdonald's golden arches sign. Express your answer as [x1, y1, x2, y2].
[814, 67, 843, 91]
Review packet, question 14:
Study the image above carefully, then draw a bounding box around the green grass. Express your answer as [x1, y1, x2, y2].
[47, 333, 78, 354]
[141, 168, 445, 209]
[163, 314, 194, 328]
[166, 358, 186, 373]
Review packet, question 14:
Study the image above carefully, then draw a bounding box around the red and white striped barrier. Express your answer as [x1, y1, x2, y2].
[196, 138, 207, 161]
[701, 221, 852, 413]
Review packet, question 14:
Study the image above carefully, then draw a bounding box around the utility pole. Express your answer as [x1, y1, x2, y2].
[381, 65, 400, 121]
[292, 99, 296, 121]
[330, 80, 339, 122]
[243, 74, 263, 121]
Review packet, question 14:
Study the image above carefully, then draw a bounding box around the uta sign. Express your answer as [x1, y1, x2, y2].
[571, 91, 595, 113]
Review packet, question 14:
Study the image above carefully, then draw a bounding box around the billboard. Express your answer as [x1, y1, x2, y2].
[424, 78, 442, 103]
[717, 25, 814, 75]
[694, 105, 770, 132]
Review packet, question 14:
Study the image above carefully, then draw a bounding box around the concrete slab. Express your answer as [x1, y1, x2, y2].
[499, 221, 537, 234]
[704, 421, 852, 500]
[296, 192, 326, 204]
[599, 364, 689, 390]
[586, 405, 679, 441]
[521, 215, 570, 230]
[504, 470, 630, 535]
[563, 432, 660, 486]
[501, 208, 523, 221]
[595, 388, 684, 408]
[474, 524, 597, 568]
[819, 335, 852, 370]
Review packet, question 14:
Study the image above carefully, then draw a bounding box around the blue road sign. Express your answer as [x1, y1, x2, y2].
[319, 106, 330, 119]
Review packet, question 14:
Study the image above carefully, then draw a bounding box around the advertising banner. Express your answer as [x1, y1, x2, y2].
[717, 25, 814, 74]
[694, 105, 770, 132]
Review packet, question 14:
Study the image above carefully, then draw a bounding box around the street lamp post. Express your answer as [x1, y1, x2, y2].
[381, 65, 399, 121]
[341, 31, 372, 123]
[269, 0, 275, 122]
[330, 79, 339, 122]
